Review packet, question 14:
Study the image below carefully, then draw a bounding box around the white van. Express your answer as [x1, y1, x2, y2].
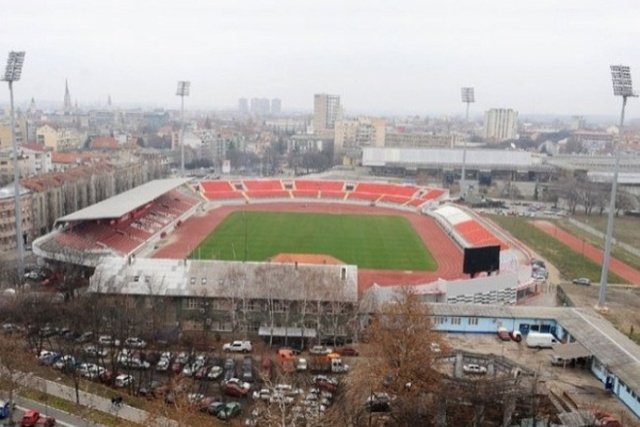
[526, 332, 558, 349]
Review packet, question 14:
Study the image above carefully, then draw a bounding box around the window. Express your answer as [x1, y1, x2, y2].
[201, 278, 207, 285]
[468, 317, 478, 325]
[190, 277, 196, 285]
[451, 317, 461, 325]
[186, 298, 199, 310]
[133, 275, 140, 282]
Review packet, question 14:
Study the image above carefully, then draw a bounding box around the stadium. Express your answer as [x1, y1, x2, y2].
[32, 177, 537, 306]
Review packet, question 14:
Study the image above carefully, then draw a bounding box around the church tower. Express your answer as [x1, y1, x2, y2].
[64, 79, 72, 113]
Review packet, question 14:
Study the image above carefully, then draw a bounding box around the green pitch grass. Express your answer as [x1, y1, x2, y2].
[191, 211, 437, 271]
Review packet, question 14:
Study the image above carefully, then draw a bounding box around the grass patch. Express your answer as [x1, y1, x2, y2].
[555, 219, 640, 271]
[487, 214, 625, 283]
[192, 211, 437, 271]
[572, 214, 640, 249]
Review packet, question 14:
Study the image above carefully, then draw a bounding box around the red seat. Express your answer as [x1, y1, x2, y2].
[295, 180, 344, 192]
[243, 180, 284, 191]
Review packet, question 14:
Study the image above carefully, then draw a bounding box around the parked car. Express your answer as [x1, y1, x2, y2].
[124, 337, 147, 349]
[222, 340, 252, 353]
[313, 375, 338, 393]
[309, 345, 333, 355]
[572, 277, 591, 286]
[2, 323, 20, 334]
[207, 365, 223, 380]
[156, 357, 170, 372]
[98, 335, 120, 347]
[430, 342, 441, 353]
[75, 331, 93, 344]
[83, 345, 108, 358]
[223, 358, 236, 381]
[222, 381, 249, 398]
[241, 356, 254, 382]
[296, 358, 308, 371]
[365, 393, 392, 413]
[216, 401, 241, 420]
[20, 410, 55, 427]
[53, 355, 76, 371]
[463, 364, 487, 375]
[37, 350, 60, 366]
[497, 327, 511, 341]
[114, 374, 134, 388]
[337, 347, 359, 357]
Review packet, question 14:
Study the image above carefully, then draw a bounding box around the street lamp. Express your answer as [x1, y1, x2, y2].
[460, 87, 475, 198]
[176, 81, 190, 177]
[597, 65, 637, 309]
[2, 51, 26, 281]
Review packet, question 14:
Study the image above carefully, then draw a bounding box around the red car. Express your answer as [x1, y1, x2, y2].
[337, 347, 359, 357]
[222, 382, 249, 398]
[21, 410, 55, 427]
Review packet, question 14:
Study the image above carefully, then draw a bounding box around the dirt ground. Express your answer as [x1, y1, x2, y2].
[445, 333, 640, 426]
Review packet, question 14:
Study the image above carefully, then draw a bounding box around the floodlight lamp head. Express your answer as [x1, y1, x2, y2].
[610, 65, 636, 97]
[461, 87, 475, 103]
[3, 51, 26, 82]
[176, 81, 191, 97]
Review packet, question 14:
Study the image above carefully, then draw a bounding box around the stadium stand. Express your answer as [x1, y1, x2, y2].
[294, 180, 345, 192]
[319, 191, 347, 200]
[243, 179, 284, 191]
[431, 205, 506, 250]
[347, 192, 381, 202]
[354, 182, 418, 198]
[245, 190, 290, 199]
[291, 190, 319, 199]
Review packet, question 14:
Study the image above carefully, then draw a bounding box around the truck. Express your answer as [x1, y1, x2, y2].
[525, 332, 558, 349]
[21, 410, 56, 427]
[309, 354, 349, 373]
[222, 340, 252, 353]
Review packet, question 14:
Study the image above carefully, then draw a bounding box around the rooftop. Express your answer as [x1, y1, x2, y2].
[89, 257, 358, 303]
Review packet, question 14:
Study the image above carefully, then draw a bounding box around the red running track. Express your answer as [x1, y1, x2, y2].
[533, 220, 640, 285]
[152, 202, 465, 294]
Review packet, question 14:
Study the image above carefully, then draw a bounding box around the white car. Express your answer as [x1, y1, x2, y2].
[53, 355, 76, 370]
[296, 358, 308, 371]
[77, 363, 105, 379]
[223, 340, 252, 353]
[463, 364, 487, 375]
[98, 335, 120, 347]
[430, 342, 441, 353]
[115, 374, 134, 387]
[309, 346, 332, 355]
[252, 388, 271, 401]
[156, 358, 170, 372]
[225, 378, 251, 392]
[207, 365, 223, 380]
[124, 337, 147, 349]
[84, 345, 108, 357]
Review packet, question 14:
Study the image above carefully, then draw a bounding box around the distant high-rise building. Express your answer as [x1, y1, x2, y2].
[63, 79, 72, 113]
[334, 117, 386, 153]
[313, 94, 340, 132]
[250, 98, 270, 115]
[238, 98, 249, 113]
[107, 95, 112, 108]
[271, 98, 282, 115]
[483, 108, 518, 142]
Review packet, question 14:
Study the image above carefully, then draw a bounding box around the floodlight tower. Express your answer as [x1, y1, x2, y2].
[176, 81, 190, 177]
[2, 51, 26, 281]
[598, 65, 637, 308]
[460, 87, 475, 198]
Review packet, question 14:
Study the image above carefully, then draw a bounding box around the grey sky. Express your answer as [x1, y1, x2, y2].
[2, 0, 639, 117]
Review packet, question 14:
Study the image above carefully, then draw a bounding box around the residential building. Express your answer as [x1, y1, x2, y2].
[484, 108, 518, 142]
[238, 98, 249, 114]
[36, 124, 84, 151]
[250, 98, 271, 115]
[0, 124, 24, 148]
[0, 145, 52, 185]
[313, 94, 341, 132]
[334, 117, 386, 154]
[0, 184, 32, 252]
[271, 98, 282, 115]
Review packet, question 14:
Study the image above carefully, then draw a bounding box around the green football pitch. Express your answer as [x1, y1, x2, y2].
[190, 211, 437, 271]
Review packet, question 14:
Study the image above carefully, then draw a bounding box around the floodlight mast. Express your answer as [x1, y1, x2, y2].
[176, 81, 190, 177]
[598, 65, 638, 308]
[460, 87, 475, 198]
[2, 51, 26, 282]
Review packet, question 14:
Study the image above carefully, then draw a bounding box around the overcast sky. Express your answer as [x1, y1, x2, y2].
[2, 0, 640, 117]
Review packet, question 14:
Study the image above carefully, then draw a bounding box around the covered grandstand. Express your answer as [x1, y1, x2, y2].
[33, 178, 201, 266]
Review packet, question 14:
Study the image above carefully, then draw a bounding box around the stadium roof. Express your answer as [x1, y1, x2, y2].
[362, 147, 552, 171]
[57, 178, 191, 222]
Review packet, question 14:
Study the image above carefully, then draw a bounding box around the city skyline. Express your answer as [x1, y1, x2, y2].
[1, 0, 639, 117]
